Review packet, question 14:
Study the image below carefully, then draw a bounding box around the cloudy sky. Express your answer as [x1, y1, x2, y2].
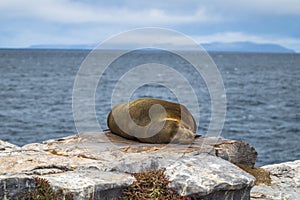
[1, 0, 300, 51]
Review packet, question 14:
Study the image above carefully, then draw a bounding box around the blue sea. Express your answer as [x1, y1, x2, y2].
[0, 49, 299, 166]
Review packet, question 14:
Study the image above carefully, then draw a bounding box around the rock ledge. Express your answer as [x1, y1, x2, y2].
[1, 132, 259, 200]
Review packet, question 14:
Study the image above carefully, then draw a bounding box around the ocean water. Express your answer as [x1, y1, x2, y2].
[0, 49, 299, 166]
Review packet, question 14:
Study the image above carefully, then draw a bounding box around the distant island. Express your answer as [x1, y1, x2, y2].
[29, 41, 295, 53]
[29, 44, 96, 50]
[201, 41, 295, 53]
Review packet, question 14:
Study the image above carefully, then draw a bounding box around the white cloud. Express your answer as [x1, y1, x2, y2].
[253, 0, 300, 15]
[213, 0, 300, 16]
[0, 0, 221, 25]
[0, 26, 115, 47]
[98, 28, 204, 50]
[194, 32, 264, 43]
[0, 0, 299, 51]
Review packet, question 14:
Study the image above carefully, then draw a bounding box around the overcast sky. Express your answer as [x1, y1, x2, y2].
[1, 0, 300, 51]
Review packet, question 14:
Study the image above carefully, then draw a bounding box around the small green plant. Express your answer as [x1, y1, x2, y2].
[121, 168, 192, 200]
[20, 177, 73, 200]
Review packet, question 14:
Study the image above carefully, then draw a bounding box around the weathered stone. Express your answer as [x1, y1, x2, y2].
[41, 170, 135, 200]
[0, 139, 20, 152]
[0, 171, 134, 200]
[0, 174, 35, 200]
[0, 132, 258, 199]
[165, 154, 255, 199]
[214, 140, 258, 168]
[250, 160, 300, 200]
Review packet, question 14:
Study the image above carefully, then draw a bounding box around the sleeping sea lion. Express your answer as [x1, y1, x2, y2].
[107, 98, 196, 144]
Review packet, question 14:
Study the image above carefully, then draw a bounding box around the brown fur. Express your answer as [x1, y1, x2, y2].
[107, 98, 196, 144]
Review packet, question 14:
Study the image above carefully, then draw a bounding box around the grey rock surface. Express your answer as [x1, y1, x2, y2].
[165, 154, 254, 199]
[0, 174, 35, 200]
[251, 160, 300, 200]
[0, 139, 20, 152]
[214, 140, 257, 168]
[42, 170, 135, 200]
[0, 132, 256, 199]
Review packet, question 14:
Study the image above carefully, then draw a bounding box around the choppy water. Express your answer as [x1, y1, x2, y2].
[0, 49, 299, 166]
